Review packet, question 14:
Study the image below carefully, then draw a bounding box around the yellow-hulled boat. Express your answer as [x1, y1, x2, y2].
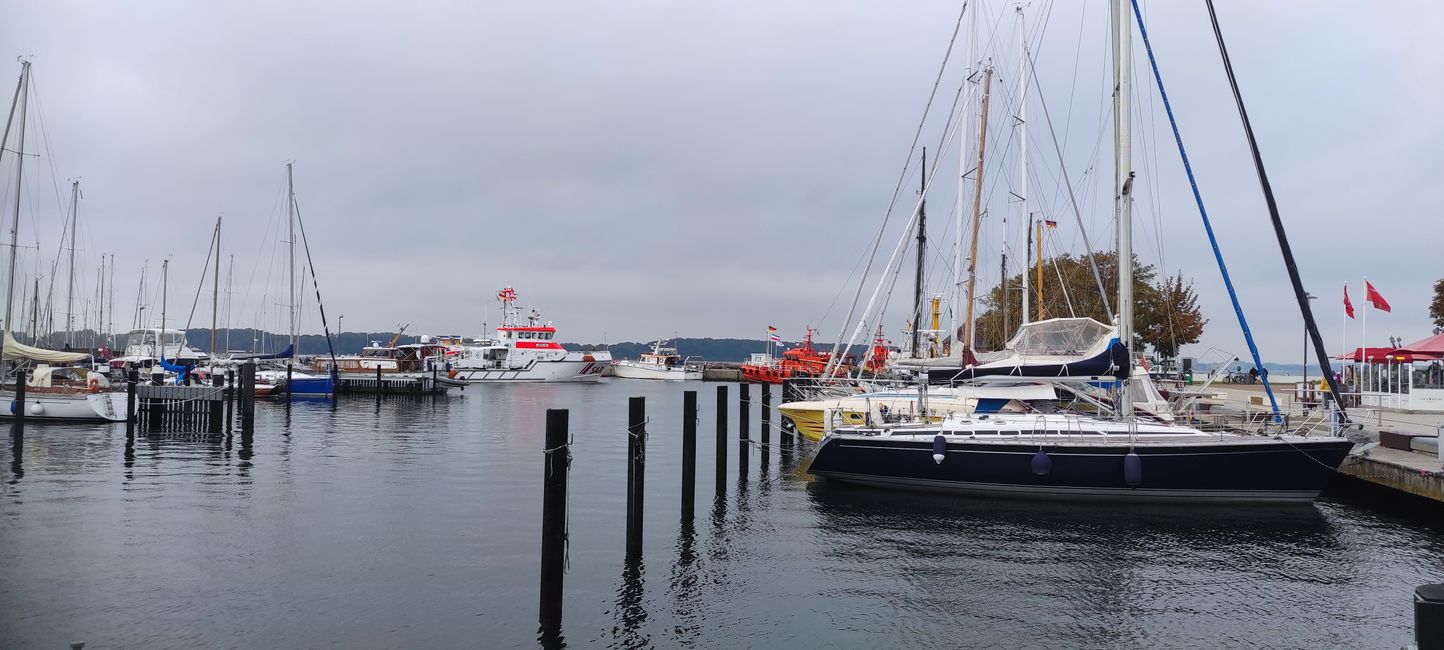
[777, 384, 1057, 442]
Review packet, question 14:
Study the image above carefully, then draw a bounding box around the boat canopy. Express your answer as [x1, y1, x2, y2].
[1007, 317, 1113, 357]
[2, 331, 90, 363]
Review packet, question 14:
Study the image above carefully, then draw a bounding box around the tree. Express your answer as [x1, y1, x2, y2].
[970, 251, 1206, 360]
[1431, 279, 1444, 330]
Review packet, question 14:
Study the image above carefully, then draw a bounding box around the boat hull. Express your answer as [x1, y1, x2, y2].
[451, 354, 609, 383]
[0, 390, 125, 422]
[807, 435, 1354, 503]
[612, 363, 701, 381]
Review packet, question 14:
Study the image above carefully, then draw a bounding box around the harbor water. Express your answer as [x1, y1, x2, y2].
[2, 380, 1441, 649]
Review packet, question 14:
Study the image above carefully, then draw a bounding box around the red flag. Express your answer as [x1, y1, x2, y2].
[1343, 284, 1354, 319]
[1364, 281, 1391, 312]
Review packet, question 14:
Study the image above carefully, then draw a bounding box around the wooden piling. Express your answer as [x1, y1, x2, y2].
[539, 408, 570, 631]
[738, 383, 749, 478]
[626, 396, 645, 558]
[209, 374, 225, 434]
[239, 361, 256, 432]
[286, 363, 294, 404]
[715, 385, 727, 493]
[761, 383, 771, 445]
[681, 390, 697, 519]
[125, 370, 138, 433]
[225, 371, 235, 433]
[13, 369, 26, 432]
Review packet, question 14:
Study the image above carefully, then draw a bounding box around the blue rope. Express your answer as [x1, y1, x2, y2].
[1130, 0, 1281, 423]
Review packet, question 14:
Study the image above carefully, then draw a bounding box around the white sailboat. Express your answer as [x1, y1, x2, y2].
[0, 61, 123, 422]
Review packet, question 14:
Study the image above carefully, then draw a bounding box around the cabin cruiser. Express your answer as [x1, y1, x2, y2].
[448, 287, 609, 382]
[612, 340, 700, 380]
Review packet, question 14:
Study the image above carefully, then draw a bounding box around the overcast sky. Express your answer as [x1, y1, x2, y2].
[0, 0, 1439, 364]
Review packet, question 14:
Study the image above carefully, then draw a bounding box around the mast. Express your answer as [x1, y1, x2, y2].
[107, 253, 114, 347]
[28, 279, 37, 345]
[912, 148, 926, 358]
[1016, 4, 1030, 328]
[160, 258, 168, 359]
[65, 179, 78, 347]
[287, 162, 297, 358]
[961, 66, 994, 355]
[1035, 219, 1044, 319]
[1112, 0, 1136, 420]
[97, 256, 104, 348]
[953, 0, 980, 354]
[225, 253, 233, 353]
[211, 216, 221, 358]
[2, 61, 30, 363]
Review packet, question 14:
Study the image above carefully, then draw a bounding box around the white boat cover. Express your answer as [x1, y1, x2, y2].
[3, 331, 90, 363]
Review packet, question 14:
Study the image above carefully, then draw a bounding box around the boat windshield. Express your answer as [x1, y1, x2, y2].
[1008, 318, 1112, 356]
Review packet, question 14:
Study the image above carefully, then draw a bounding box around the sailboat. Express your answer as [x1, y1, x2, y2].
[806, 1, 1354, 502]
[0, 62, 123, 421]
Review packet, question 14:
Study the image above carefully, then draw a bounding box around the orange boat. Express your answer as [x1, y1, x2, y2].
[740, 327, 854, 384]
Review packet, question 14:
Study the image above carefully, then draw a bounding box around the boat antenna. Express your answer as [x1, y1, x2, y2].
[1202, 0, 1349, 422]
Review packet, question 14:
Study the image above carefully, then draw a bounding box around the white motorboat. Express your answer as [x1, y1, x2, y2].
[612, 340, 700, 380]
[0, 365, 124, 422]
[448, 287, 610, 382]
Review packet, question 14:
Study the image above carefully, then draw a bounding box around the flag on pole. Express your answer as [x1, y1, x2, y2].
[1343, 284, 1354, 319]
[767, 326, 777, 332]
[1364, 281, 1391, 312]
[769, 332, 782, 343]
[1043, 220, 1058, 228]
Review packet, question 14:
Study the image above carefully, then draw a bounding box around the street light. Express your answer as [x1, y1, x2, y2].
[338, 314, 344, 335]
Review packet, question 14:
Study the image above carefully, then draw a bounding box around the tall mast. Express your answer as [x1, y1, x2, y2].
[225, 253, 233, 353]
[1016, 5, 1030, 328]
[160, 258, 168, 358]
[28, 279, 37, 345]
[2, 61, 31, 362]
[1113, 0, 1135, 419]
[97, 255, 104, 348]
[107, 253, 114, 347]
[953, 0, 980, 354]
[65, 179, 78, 347]
[912, 148, 926, 358]
[287, 162, 297, 357]
[211, 216, 221, 358]
[961, 66, 994, 355]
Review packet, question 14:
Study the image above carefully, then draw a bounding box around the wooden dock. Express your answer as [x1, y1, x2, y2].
[337, 373, 455, 395]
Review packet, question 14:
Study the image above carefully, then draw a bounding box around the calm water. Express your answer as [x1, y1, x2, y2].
[2, 380, 1441, 649]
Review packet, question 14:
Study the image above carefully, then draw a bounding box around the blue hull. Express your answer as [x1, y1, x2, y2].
[807, 436, 1354, 503]
[287, 377, 334, 396]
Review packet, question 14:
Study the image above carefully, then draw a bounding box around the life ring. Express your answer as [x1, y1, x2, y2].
[87, 376, 100, 392]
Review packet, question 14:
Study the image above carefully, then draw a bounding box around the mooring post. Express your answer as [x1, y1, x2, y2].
[286, 362, 294, 404]
[209, 373, 224, 434]
[13, 369, 26, 432]
[1419, 584, 1444, 650]
[715, 385, 727, 494]
[626, 396, 646, 558]
[738, 382, 750, 478]
[126, 369, 138, 433]
[376, 365, 383, 395]
[539, 408, 570, 633]
[148, 370, 164, 432]
[240, 361, 256, 432]
[225, 370, 235, 433]
[761, 383, 771, 445]
[681, 390, 697, 519]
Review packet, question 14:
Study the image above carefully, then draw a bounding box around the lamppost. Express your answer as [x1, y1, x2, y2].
[338, 314, 344, 336]
[1303, 292, 1318, 402]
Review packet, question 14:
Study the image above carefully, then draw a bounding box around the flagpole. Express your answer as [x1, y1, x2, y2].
[1362, 277, 1368, 391]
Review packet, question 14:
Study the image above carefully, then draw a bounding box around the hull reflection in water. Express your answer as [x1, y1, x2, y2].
[807, 413, 1355, 503]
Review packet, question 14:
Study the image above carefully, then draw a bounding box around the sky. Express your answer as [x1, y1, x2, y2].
[0, 0, 1439, 365]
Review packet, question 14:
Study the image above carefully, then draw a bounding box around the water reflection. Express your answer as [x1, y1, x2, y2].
[8, 424, 21, 482]
[668, 519, 701, 647]
[611, 556, 649, 648]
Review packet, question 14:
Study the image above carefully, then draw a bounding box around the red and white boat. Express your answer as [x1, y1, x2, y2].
[448, 287, 610, 382]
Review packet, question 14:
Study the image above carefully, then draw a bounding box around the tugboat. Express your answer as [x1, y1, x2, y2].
[740, 327, 851, 384]
[448, 286, 610, 382]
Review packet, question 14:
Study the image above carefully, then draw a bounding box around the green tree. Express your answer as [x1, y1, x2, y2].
[1431, 279, 1444, 329]
[970, 251, 1205, 360]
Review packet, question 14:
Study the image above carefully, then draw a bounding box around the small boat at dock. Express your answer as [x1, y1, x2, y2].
[612, 340, 700, 381]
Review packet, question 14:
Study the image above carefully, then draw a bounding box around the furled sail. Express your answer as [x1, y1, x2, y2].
[3, 330, 90, 363]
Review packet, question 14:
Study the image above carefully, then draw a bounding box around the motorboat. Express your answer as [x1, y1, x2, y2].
[612, 339, 700, 380]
